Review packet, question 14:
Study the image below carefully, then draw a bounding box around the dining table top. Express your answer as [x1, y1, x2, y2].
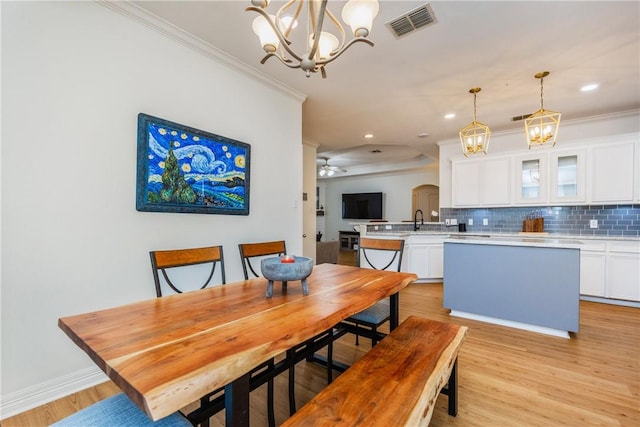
[58, 263, 417, 421]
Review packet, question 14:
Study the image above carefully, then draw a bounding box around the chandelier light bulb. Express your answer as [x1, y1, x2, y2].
[252, 15, 279, 53]
[319, 168, 326, 177]
[342, 0, 379, 37]
[327, 169, 335, 176]
[278, 15, 298, 33]
[311, 32, 340, 60]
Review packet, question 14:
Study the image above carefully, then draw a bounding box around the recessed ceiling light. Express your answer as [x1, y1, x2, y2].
[363, 133, 374, 139]
[444, 113, 456, 119]
[581, 83, 599, 92]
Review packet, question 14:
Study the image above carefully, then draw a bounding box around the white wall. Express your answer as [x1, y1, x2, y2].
[1, 1, 304, 415]
[322, 163, 439, 241]
[438, 111, 640, 207]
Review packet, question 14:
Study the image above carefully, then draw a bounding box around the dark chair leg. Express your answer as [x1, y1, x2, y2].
[371, 326, 378, 346]
[355, 322, 360, 346]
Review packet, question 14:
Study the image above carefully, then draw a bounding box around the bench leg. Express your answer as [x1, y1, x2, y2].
[448, 358, 458, 417]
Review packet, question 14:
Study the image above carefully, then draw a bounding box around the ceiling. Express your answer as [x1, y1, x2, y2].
[130, 1, 640, 177]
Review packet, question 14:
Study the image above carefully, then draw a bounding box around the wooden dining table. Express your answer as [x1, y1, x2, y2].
[58, 263, 417, 426]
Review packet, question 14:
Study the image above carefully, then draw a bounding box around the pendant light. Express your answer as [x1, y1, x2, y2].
[524, 71, 561, 149]
[459, 88, 491, 157]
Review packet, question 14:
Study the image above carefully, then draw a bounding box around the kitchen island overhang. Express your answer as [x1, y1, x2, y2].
[443, 236, 581, 338]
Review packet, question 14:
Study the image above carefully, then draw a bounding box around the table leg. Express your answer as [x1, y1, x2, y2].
[390, 292, 399, 330]
[225, 372, 250, 427]
[448, 358, 458, 416]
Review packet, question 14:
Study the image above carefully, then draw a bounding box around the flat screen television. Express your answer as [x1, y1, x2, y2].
[342, 192, 383, 219]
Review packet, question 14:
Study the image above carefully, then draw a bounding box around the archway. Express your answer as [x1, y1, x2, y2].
[411, 185, 439, 222]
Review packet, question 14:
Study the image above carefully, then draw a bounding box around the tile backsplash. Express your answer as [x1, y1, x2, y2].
[440, 204, 640, 237]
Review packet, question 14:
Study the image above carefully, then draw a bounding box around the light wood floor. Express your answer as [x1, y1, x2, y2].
[4, 251, 639, 426]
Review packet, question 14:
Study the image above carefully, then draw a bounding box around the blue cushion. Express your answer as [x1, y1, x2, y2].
[348, 299, 390, 325]
[51, 393, 192, 427]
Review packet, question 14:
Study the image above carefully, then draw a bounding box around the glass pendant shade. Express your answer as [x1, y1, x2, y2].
[252, 15, 279, 52]
[525, 71, 561, 149]
[459, 88, 491, 156]
[342, 0, 379, 37]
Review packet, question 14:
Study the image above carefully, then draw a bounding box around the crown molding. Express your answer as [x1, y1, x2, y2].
[97, 1, 307, 104]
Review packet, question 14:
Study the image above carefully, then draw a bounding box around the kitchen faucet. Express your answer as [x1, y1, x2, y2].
[414, 209, 424, 231]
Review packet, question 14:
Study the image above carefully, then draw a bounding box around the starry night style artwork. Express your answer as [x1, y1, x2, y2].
[136, 113, 250, 215]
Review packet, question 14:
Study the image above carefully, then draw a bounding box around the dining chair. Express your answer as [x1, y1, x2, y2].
[150, 245, 226, 296]
[345, 237, 405, 346]
[51, 392, 193, 427]
[238, 240, 287, 279]
[150, 245, 275, 427]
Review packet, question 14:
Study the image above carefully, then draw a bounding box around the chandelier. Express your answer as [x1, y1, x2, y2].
[246, 0, 379, 78]
[524, 71, 561, 149]
[459, 88, 491, 157]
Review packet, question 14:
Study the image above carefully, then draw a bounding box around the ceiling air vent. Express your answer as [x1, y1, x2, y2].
[512, 114, 533, 122]
[386, 3, 437, 39]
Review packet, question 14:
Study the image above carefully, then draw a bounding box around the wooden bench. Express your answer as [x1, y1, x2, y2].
[282, 316, 468, 427]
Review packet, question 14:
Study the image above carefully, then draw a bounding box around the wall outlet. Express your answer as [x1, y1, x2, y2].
[483, 218, 489, 226]
[445, 219, 451, 226]
[385, 225, 392, 230]
[590, 219, 598, 229]
[468, 219, 474, 226]
[451, 218, 458, 225]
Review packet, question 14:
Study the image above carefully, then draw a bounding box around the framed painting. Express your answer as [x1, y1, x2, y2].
[136, 113, 250, 215]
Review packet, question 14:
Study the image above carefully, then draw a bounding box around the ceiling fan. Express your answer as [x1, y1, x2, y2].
[318, 157, 346, 177]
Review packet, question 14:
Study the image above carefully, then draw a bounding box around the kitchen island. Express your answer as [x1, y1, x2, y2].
[443, 235, 581, 338]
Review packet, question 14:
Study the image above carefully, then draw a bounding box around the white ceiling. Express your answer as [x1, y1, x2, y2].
[130, 1, 640, 177]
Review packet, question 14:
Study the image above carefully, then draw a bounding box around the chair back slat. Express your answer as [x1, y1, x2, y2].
[150, 246, 226, 297]
[358, 238, 405, 272]
[152, 246, 223, 269]
[238, 241, 287, 279]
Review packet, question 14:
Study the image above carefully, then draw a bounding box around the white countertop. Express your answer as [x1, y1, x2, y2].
[363, 230, 639, 242]
[444, 234, 584, 249]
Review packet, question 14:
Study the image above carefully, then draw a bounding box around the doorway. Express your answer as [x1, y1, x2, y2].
[411, 185, 439, 222]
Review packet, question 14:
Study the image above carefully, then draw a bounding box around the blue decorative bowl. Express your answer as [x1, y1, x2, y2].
[260, 256, 313, 297]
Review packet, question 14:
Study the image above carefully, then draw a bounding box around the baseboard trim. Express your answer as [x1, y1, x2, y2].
[0, 367, 108, 420]
[449, 310, 571, 339]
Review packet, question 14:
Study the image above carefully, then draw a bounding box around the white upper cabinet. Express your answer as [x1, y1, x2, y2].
[452, 160, 482, 206]
[550, 149, 586, 203]
[452, 157, 511, 207]
[449, 137, 638, 208]
[514, 153, 548, 205]
[591, 142, 636, 203]
[481, 157, 512, 205]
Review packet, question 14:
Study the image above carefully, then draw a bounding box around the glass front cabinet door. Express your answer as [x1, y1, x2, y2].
[515, 154, 547, 204]
[550, 149, 585, 203]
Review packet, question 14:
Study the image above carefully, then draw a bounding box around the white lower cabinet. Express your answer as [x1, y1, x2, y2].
[579, 242, 606, 297]
[580, 240, 640, 302]
[407, 235, 445, 280]
[606, 241, 640, 301]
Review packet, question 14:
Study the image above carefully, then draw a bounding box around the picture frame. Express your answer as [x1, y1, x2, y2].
[136, 113, 250, 215]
